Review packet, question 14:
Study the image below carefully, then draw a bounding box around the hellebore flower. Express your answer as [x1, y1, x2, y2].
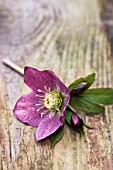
[13, 67, 70, 140]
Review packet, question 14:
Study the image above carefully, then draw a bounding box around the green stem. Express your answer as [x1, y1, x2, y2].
[68, 104, 76, 113]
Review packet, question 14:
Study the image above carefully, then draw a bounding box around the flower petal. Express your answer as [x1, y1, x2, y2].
[47, 70, 70, 94]
[35, 114, 64, 140]
[72, 114, 81, 126]
[24, 67, 70, 95]
[13, 92, 49, 126]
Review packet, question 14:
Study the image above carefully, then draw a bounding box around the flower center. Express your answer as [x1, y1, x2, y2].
[44, 90, 63, 113]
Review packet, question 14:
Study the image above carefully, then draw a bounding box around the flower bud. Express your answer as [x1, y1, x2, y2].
[70, 82, 87, 96]
[72, 114, 81, 126]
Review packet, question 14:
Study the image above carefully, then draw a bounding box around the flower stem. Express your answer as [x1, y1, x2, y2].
[2, 59, 24, 76]
[68, 104, 76, 113]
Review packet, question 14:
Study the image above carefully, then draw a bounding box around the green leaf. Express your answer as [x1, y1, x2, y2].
[68, 73, 96, 90]
[85, 73, 96, 89]
[69, 97, 105, 114]
[80, 88, 113, 105]
[68, 78, 85, 90]
[50, 126, 64, 148]
[65, 110, 73, 125]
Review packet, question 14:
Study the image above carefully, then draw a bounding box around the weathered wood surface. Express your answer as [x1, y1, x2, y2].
[0, 0, 113, 169]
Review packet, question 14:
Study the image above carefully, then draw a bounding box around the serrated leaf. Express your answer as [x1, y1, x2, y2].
[65, 110, 73, 125]
[80, 88, 113, 105]
[68, 73, 96, 90]
[50, 126, 64, 148]
[69, 97, 105, 114]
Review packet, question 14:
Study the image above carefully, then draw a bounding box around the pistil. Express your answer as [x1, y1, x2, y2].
[44, 90, 64, 113]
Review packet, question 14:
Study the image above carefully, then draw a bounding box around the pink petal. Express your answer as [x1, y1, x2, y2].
[24, 67, 70, 95]
[35, 114, 64, 140]
[47, 70, 70, 94]
[13, 92, 49, 126]
[72, 114, 81, 126]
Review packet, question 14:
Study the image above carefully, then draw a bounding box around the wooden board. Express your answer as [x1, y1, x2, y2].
[0, 0, 113, 169]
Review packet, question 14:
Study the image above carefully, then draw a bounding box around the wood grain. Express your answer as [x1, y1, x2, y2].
[0, 0, 113, 169]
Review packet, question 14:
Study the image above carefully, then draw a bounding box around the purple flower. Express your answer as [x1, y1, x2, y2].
[13, 67, 70, 140]
[71, 112, 92, 130]
[72, 114, 81, 126]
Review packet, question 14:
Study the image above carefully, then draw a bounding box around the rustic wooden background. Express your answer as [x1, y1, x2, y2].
[0, 0, 113, 169]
